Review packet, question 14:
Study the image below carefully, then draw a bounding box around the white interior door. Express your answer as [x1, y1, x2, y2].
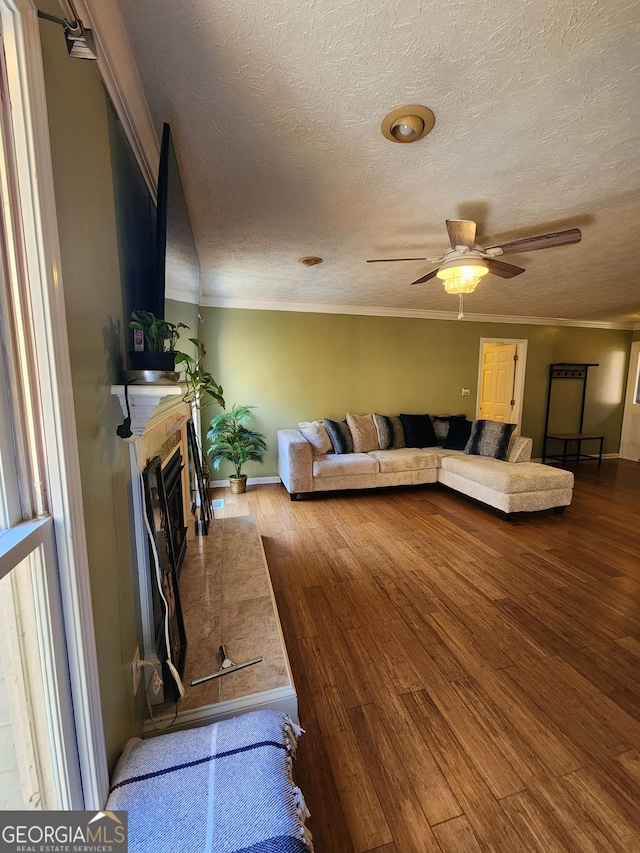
[477, 338, 528, 431]
[619, 341, 640, 462]
[479, 343, 518, 422]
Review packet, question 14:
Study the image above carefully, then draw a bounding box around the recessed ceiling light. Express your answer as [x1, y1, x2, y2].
[381, 104, 435, 143]
[298, 256, 323, 266]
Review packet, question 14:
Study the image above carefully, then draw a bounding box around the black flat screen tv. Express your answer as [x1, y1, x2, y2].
[153, 122, 199, 318]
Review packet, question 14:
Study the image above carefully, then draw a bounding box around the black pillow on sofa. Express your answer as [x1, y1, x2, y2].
[398, 414, 437, 448]
[442, 417, 472, 450]
[431, 414, 467, 445]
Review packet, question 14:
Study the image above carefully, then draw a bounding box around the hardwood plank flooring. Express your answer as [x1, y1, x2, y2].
[213, 460, 640, 852]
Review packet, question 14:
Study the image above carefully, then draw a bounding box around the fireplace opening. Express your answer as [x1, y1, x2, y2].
[162, 447, 188, 576]
[142, 454, 187, 702]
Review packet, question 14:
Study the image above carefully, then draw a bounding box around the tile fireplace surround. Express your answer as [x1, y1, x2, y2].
[112, 384, 297, 728]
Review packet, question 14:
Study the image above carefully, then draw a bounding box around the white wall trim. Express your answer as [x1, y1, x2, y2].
[199, 295, 636, 331]
[2, 0, 108, 808]
[532, 453, 619, 463]
[165, 282, 200, 305]
[72, 0, 159, 198]
[210, 476, 281, 488]
[619, 340, 640, 461]
[143, 686, 299, 736]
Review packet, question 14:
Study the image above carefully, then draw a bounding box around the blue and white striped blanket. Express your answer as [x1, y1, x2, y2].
[106, 711, 313, 853]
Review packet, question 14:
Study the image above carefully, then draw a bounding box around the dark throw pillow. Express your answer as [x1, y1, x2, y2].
[431, 414, 467, 445]
[388, 416, 406, 448]
[372, 413, 394, 450]
[442, 417, 472, 450]
[464, 420, 516, 460]
[398, 413, 438, 448]
[322, 418, 353, 454]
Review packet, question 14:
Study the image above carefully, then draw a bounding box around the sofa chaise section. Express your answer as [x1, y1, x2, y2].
[437, 454, 574, 515]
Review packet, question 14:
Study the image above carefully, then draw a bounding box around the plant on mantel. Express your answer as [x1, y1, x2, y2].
[128, 311, 225, 410]
[175, 337, 225, 409]
[128, 310, 188, 371]
[129, 309, 188, 351]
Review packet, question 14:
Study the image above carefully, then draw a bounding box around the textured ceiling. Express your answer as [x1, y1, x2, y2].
[116, 0, 640, 325]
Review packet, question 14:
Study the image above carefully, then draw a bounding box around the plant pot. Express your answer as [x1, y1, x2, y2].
[128, 350, 177, 372]
[229, 475, 247, 494]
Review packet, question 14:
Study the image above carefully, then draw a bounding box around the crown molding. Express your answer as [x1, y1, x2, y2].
[67, 4, 640, 336]
[166, 282, 200, 305]
[199, 295, 637, 331]
[72, 0, 159, 198]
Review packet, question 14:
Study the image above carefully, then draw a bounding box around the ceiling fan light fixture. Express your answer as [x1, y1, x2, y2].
[436, 258, 489, 294]
[381, 105, 435, 144]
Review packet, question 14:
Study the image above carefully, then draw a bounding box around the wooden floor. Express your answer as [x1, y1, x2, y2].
[213, 460, 640, 853]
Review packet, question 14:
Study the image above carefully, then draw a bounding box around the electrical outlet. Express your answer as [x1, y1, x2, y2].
[132, 647, 141, 695]
[151, 669, 163, 696]
[462, 388, 470, 397]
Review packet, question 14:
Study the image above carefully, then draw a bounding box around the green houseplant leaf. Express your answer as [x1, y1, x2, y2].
[175, 338, 225, 409]
[206, 404, 267, 479]
[129, 310, 189, 352]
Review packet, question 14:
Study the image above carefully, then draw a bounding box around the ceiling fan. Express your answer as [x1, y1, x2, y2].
[367, 220, 582, 307]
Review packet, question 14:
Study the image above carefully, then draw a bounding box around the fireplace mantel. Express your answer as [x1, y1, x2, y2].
[112, 382, 193, 703]
[112, 383, 184, 437]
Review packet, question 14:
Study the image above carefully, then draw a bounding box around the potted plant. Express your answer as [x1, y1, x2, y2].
[128, 310, 189, 372]
[206, 404, 267, 494]
[175, 337, 225, 409]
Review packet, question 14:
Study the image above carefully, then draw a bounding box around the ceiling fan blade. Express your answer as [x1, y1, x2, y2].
[410, 269, 439, 285]
[486, 258, 526, 278]
[446, 219, 476, 250]
[486, 228, 582, 256]
[367, 257, 428, 263]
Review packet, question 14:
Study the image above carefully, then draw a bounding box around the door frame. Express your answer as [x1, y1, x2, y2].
[477, 337, 528, 433]
[619, 341, 640, 461]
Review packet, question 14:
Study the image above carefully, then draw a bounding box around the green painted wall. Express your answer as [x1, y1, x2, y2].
[166, 298, 200, 362]
[40, 4, 145, 770]
[199, 307, 632, 473]
[35, 0, 639, 772]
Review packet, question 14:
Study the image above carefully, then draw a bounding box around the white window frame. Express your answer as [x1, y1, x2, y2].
[0, 518, 81, 808]
[0, 0, 108, 808]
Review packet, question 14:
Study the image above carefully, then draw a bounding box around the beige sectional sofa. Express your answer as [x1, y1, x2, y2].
[277, 423, 575, 517]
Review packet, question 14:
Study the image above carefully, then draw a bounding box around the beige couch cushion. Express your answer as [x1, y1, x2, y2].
[313, 453, 380, 478]
[368, 448, 439, 473]
[440, 455, 574, 494]
[346, 413, 379, 453]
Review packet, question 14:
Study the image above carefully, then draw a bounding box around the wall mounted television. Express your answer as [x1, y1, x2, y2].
[153, 122, 200, 319]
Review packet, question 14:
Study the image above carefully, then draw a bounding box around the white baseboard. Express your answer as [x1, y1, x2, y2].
[532, 453, 619, 463]
[143, 686, 298, 737]
[210, 476, 281, 487]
